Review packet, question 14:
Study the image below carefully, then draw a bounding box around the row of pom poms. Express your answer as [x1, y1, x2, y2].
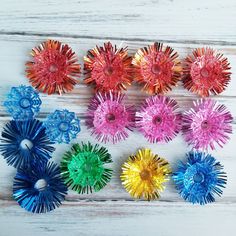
[25, 40, 231, 97]
[3, 85, 233, 149]
[0, 85, 230, 213]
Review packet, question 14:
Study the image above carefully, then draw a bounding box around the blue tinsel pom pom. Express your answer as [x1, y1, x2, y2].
[13, 161, 67, 213]
[44, 109, 81, 144]
[0, 119, 55, 168]
[173, 151, 227, 205]
[4, 85, 41, 120]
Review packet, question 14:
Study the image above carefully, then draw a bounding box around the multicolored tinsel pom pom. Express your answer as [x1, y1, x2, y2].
[84, 42, 132, 92]
[86, 92, 135, 143]
[136, 95, 182, 143]
[13, 162, 67, 213]
[182, 99, 233, 150]
[132, 42, 182, 94]
[44, 109, 81, 144]
[26, 40, 81, 94]
[173, 152, 227, 205]
[183, 48, 231, 97]
[0, 119, 55, 168]
[121, 148, 171, 200]
[4, 85, 41, 120]
[61, 142, 113, 194]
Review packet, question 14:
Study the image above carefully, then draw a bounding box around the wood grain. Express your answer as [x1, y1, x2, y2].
[0, 0, 236, 235]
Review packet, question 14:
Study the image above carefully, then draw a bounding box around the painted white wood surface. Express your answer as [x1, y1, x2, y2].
[0, 1, 236, 235]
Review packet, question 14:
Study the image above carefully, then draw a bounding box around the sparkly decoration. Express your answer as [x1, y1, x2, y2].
[132, 42, 182, 94]
[26, 40, 81, 94]
[4, 85, 41, 120]
[173, 152, 227, 205]
[121, 149, 171, 200]
[183, 48, 231, 97]
[84, 42, 132, 92]
[0, 119, 55, 168]
[13, 162, 67, 213]
[61, 142, 113, 194]
[44, 109, 81, 144]
[86, 92, 135, 143]
[136, 95, 182, 143]
[182, 99, 233, 150]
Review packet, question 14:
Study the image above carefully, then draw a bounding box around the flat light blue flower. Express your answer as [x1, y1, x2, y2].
[44, 109, 81, 144]
[173, 151, 227, 205]
[4, 85, 41, 120]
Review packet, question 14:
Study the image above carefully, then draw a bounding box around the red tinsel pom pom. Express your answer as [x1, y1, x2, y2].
[84, 42, 133, 92]
[183, 48, 231, 97]
[26, 40, 81, 95]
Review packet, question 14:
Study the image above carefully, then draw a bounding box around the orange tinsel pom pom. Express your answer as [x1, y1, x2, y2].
[132, 42, 182, 94]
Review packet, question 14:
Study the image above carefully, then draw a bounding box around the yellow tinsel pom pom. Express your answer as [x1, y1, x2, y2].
[121, 148, 171, 200]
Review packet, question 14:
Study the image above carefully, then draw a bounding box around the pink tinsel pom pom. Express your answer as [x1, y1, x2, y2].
[182, 99, 233, 150]
[136, 95, 182, 143]
[86, 92, 135, 143]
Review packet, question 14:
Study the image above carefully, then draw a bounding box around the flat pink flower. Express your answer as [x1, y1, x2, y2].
[182, 99, 233, 150]
[86, 92, 135, 143]
[136, 96, 182, 143]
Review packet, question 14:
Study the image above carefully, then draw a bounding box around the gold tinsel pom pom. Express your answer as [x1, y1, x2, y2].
[121, 149, 171, 200]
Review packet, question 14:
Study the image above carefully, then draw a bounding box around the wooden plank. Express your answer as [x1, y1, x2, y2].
[0, 200, 236, 236]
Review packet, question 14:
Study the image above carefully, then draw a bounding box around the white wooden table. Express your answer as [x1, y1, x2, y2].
[0, 1, 236, 235]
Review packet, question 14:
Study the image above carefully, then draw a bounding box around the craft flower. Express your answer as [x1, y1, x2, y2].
[44, 109, 81, 144]
[183, 48, 231, 97]
[84, 42, 132, 92]
[182, 99, 233, 150]
[136, 95, 182, 143]
[173, 152, 227, 205]
[61, 142, 113, 194]
[132, 42, 182, 94]
[121, 148, 171, 200]
[0, 119, 55, 168]
[26, 40, 81, 94]
[4, 85, 41, 120]
[86, 92, 135, 143]
[13, 162, 67, 213]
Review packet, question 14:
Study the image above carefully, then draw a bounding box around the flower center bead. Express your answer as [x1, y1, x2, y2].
[104, 66, 114, 76]
[200, 67, 209, 78]
[106, 113, 116, 122]
[59, 122, 69, 132]
[151, 64, 161, 75]
[152, 115, 162, 125]
[20, 139, 33, 150]
[140, 169, 151, 180]
[34, 179, 48, 191]
[201, 120, 209, 129]
[193, 172, 204, 183]
[19, 98, 31, 109]
[49, 64, 58, 73]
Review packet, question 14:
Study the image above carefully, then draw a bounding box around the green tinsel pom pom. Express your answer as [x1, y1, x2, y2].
[61, 142, 113, 194]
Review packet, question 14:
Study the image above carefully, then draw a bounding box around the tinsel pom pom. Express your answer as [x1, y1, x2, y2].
[182, 99, 233, 150]
[132, 42, 182, 94]
[173, 152, 227, 205]
[86, 92, 135, 143]
[26, 39, 81, 94]
[0, 119, 55, 168]
[4, 85, 41, 120]
[61, 142, 113, 194]
[121, 148, 171, 200]
[13, 162, 67, 213]
[84, 42, 132, 92]
[183, 48, 231, 97]
[44, 109, 81, 144]
[136, 95, 182, 143]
